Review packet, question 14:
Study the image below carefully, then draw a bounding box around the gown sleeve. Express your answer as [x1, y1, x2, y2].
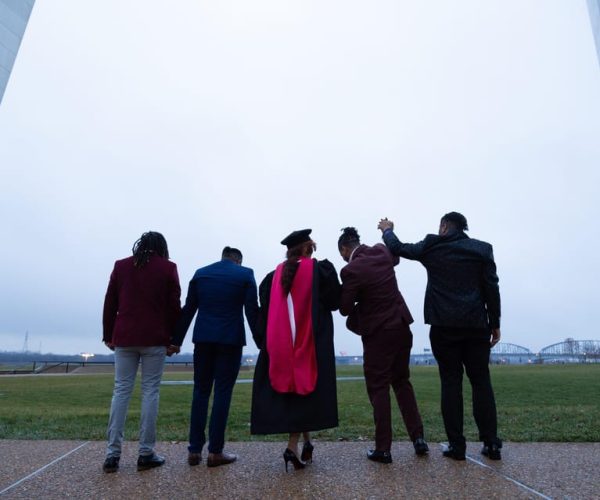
[317, 259, 341, 312]
[253, 271, 274, 350]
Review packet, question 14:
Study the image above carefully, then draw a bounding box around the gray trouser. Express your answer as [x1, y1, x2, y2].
[106, 346, 166, 458]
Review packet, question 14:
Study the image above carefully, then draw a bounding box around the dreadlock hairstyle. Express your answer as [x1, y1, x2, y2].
[132, 231, 169, 268]
[338, 226, 361, 251]
[441, 212, 469, 232]
[281, 240, 315, 295]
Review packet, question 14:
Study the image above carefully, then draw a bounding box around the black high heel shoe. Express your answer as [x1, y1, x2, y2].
[301, 441, 314, 463]
[283, 448, 305, 472]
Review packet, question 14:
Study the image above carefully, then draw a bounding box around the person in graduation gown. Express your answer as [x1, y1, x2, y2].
[250, 229, 341, 471]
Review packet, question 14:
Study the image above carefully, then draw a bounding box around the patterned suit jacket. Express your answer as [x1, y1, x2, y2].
[383, 230, 500, 329]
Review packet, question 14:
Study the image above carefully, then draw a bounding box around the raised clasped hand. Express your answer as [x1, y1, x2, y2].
[377, 218, 394, 232]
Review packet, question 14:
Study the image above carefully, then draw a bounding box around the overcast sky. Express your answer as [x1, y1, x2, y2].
[1, 0, 599, 357]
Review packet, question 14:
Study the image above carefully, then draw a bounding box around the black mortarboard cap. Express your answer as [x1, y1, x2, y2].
[281, 229, 312, 248]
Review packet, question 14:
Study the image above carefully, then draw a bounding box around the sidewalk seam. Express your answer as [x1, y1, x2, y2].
[438, 444, 551, 500]
[0, 441, 90, 496]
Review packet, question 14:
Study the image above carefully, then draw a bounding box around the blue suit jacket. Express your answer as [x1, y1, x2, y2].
[173, 259, 259, 346]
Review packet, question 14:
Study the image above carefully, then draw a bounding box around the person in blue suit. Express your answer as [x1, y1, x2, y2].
[172, 246, 258, 467]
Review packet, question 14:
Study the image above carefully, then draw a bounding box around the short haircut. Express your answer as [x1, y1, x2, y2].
[441, 212, 469, 232]
[222, 246, 243, 262]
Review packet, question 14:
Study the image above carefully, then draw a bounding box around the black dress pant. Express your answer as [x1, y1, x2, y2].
[362, 325, 424, 452]
[429, 326, 498, 450]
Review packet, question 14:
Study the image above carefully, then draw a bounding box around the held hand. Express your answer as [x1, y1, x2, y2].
[166, 344, 180, 357]
[490, 328, 501, 347]
[377, 218, 394, 232]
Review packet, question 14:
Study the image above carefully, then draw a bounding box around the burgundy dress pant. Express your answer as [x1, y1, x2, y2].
[362, 325, 424, 452]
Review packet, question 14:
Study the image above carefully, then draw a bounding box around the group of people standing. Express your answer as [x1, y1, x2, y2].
[101, 211, 502, 474]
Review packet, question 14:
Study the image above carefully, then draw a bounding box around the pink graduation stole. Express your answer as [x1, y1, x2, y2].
[266, 257, 318, 395]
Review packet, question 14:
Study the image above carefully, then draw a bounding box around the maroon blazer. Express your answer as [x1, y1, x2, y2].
[340, 244, 413, 336]
[103, 255, 181, 347]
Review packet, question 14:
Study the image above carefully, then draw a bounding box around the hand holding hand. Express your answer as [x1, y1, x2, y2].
[167, 344, 180, 357]
[490, 328, 501, 347]
[378, 218, 394, 232]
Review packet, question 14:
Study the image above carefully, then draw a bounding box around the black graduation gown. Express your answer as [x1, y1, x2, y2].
[250, 259, 341, 434]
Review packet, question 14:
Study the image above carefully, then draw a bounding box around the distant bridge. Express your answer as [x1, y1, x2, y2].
[489, 342, 533, 364]
[538, 339, 600, 362]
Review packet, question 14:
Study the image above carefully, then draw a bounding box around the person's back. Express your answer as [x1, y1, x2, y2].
[190, 259, 257, 345]
[381, 224, 499, 330]
[340, 243, 413, 335]
[378, 213, 502, 462]
[102, 231, 181, 474]
[104, 255, 180, 347]
[250, 229, 341, 470]
[415, 232, 498, 328]
[172, 246, 258, 468]
[338, 227, 427, 463]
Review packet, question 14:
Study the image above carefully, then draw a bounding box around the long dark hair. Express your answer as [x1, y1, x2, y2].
[132, 231, 169, 268]
[281, 240, 315, 294]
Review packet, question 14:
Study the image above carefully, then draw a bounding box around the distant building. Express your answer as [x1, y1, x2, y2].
[589, 0, 600, 67]
[0, 0, 35, 105]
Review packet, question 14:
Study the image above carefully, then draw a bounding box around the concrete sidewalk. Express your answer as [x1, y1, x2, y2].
[0, 441, 598, 499]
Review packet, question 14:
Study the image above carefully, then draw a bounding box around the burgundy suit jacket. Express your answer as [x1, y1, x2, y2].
[103, 255, 181, 347]
[340, 244, 413, 336]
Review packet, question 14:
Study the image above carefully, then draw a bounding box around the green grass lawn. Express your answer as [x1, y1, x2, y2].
[0, 364, 598, 442]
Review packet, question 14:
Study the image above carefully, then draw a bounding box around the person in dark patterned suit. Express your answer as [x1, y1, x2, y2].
[378, 212, 503, 461]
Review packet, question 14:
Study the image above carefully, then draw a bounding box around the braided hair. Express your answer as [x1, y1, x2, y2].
[281, 240, 315, 294]
[338, 226, 361, 250]
[132, 231, 169, 268]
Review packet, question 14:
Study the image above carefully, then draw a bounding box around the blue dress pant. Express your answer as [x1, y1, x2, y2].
[430, 326, 498, 450]
[189, 342, 242, 454]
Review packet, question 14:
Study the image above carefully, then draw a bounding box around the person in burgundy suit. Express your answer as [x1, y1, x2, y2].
[102, 231, 181, 473]
[338, 227, 427, 464]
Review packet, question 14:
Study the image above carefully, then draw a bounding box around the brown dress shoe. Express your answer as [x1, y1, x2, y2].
[207, 452, 237, 468]
[188, 452, 202, 466]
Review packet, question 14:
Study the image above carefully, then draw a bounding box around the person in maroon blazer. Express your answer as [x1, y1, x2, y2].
[338, 227, 427, 464]
[102, 231, 181, 473]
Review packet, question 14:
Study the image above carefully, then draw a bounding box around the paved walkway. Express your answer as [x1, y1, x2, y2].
[0, 441, 598, 499]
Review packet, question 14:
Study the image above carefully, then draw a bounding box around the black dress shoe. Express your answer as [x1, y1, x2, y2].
[481, 441, 502, 460]
[137, 453, 166, 471]
[188, 452, 202, 466]
[413, 437, 429, 456]
[442, 445, 466, 461]
[207, 451, 237, 468]
[367, 449, 392, 464]
[102, 456, 120, 473]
